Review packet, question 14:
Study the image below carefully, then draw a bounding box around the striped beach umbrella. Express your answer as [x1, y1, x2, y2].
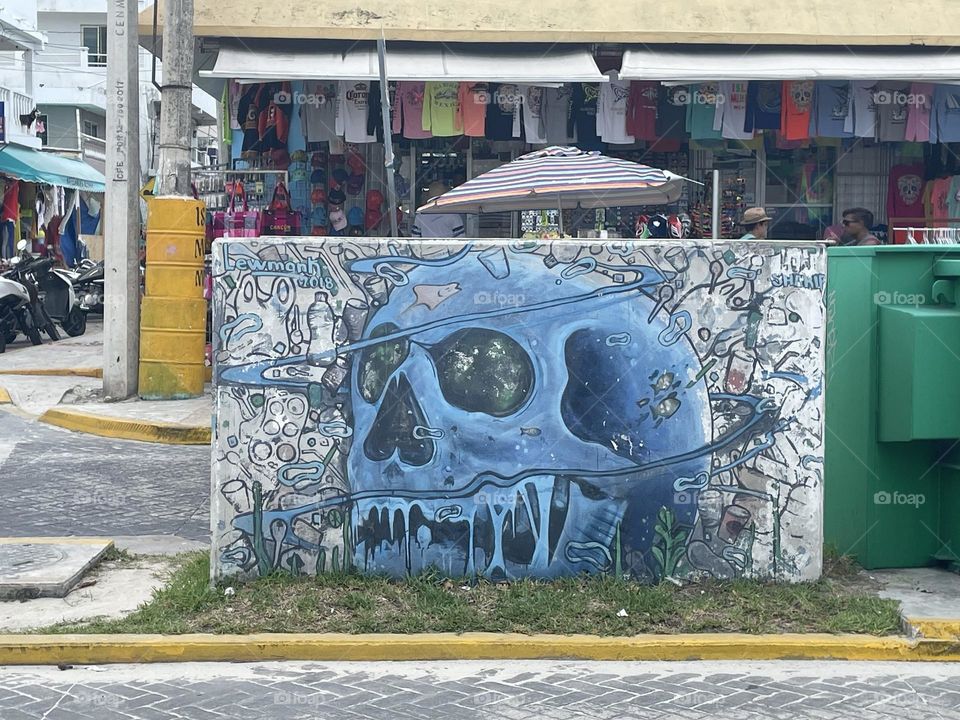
[417, 146, 690, 214]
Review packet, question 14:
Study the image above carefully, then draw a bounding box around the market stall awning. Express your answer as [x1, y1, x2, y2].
[619, 46, 960, 82]
[200, 41, 606, 83]
[0, 145, 105, 192]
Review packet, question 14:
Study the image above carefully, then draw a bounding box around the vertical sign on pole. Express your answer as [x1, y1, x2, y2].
[103, 0, 141, 398]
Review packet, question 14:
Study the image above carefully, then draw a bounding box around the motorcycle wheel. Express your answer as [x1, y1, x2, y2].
[3, 330, 15, 345]
[20, 311, 42, 346]
[61, 306, 87, 337]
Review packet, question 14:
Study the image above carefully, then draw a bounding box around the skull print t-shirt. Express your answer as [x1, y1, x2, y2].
[485, 83, 521, 141]
[781, 81, 814, 141]
[886, 164, 925, 222]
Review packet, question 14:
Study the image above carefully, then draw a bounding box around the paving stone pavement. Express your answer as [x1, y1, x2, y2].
[0, 411, 209, 541]
[2, 660, 960, 719]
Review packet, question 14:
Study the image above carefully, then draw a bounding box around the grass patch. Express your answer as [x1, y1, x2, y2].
[42, 551, 902, 636]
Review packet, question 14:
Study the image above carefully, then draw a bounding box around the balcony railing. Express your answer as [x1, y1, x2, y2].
[0, 85, 39, 147]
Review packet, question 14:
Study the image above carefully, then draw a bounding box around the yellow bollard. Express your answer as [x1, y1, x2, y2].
[138, 197, 207, 399]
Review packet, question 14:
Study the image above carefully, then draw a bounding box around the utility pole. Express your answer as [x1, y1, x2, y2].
[155, 0, 194, 196]
[103, 0, 141, 399]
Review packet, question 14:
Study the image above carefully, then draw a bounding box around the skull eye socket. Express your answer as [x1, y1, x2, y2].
[358, 323, 409, 403]
[428, 328, 533, 417]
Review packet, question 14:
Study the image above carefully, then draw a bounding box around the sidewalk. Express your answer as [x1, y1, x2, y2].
[0, 322, 211, 444]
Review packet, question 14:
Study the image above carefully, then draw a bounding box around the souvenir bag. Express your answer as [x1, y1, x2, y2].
[260, 180, 302, 236]
[223, 182, 261, 238]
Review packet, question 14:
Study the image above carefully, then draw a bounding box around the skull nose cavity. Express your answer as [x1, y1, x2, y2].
[363, 373, 435, 466]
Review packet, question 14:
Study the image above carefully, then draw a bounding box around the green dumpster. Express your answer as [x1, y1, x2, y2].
[825, 245, 960, 569]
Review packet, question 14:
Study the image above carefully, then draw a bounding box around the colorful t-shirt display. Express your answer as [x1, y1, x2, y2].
[300, 81, 338, 144]
[685, 84, 722, 140]
[781, 81, 814, 141]
[336, 81, 376, 143]
[392, 81, 432, 140]
[812, 81, 852, 138]
[876, 81, 910, 143]
[421, 81, 462, 137]
[458, 82, 489, 137]
[542, 86, 573, 144]
[597, 77, 634, 144]
[714, 81, 751, 140]
[931, 177, 952, 225]
[906, 82, 934, 143]
[626, 81, 658, 141]
[568, 83, 602, 148]
[743, 81, 781, 132]
[886, 164, 925, 221]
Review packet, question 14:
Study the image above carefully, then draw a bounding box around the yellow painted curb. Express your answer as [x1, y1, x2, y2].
[906, 618, 960, 640]
[0, 633, 959, 666]
[0, 386, 10, 404]
[0, 368, 103, 378]
[39, 408, 210, 445]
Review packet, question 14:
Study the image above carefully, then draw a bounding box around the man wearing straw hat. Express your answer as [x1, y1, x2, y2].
[739, 207, 772, 240]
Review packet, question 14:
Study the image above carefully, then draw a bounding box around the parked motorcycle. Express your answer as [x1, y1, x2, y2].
[0, 259, 43, 351]
[32, 254, 86, 337]
[72, 259, 104, 316]
[4, 241, 61, 343]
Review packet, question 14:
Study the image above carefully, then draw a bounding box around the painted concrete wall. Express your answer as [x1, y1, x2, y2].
[144, 0, 960, 45]
[211, 239, 826, 583]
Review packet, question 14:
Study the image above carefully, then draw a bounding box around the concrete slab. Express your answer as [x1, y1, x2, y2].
[875, 567, 960, 637]
[0, 322, 104, 374]
[112, 535, 209, 556]
[0, 375, 102, 416]
[0, 556, 172, 631]
[0, 537, 113, 600]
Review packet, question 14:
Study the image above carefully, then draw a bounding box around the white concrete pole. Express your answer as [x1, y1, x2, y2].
[154, 0, 194, 196]
[103, 0, 141, 399]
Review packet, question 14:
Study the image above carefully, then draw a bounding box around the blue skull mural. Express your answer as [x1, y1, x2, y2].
[346, 246, 711, 579]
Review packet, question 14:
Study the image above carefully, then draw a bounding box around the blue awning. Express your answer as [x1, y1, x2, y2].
[0, 144, 106, 192]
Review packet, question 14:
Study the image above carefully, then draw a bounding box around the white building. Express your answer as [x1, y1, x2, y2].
[0, 0, 46, 149]
[0, 0, 219, 177]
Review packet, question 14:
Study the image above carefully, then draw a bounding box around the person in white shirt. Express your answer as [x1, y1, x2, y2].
[412, 181, 465, 238]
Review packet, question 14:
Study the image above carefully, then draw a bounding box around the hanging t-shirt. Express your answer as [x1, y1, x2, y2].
[336, 81, 376, 143]
[812, 81, 852, 138]
[301, 81, 338, 144]
[392, 81, 432, 140]
[366, 81, 398, 142]
[685, 84, 722, 140]
[422, 82, 462, 137]
[743, 81, 781, 132]
[597, 77, 634, 144]
[515, 85, 547, 144]
[485, 83, 520, 141]
[932, 84, 960, 144]
[568, 83, 602, 148]
[626, 81, 658, 141]
[256, 82, 293, 151]
[849, 81, 879, 138]
[886, 164, 925, 222]
[906, 82, 934, 143]
[931, 177, 952, 225]
[714, 81, 752, 140]
[237, 84, 263, 152]
[542, 85, 573, 144]
[656, 86, 688, 139]
[2, 179, 19, 223]
[948, 175, 960, 223]
[780, 81, 814, 141]
[876, 82, 910, 143]
[458, 83, 488, 137]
